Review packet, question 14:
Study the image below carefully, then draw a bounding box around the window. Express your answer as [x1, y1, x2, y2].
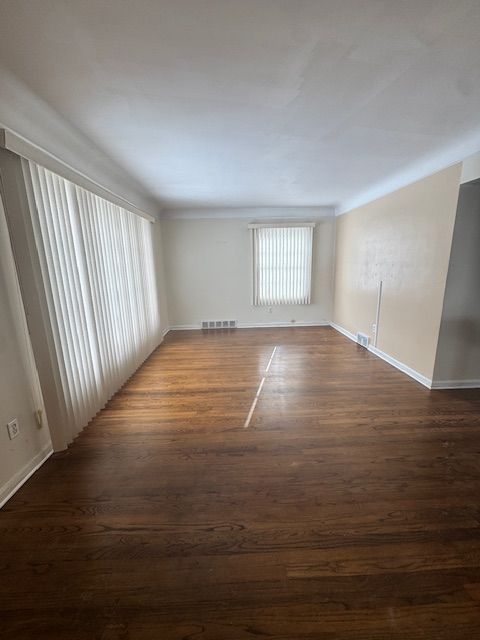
[25, 161, 161, 441]
[251, 224, 314, 306]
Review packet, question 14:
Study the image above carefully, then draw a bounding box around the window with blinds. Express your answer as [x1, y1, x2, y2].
[26, 161, 161, 441]
[251, 224, 314, 306]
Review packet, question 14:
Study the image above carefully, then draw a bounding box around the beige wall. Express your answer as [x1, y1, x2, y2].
[162, 215, 335, 328]
[433, 183, 480, 384]
[333, 164, 462, 381]
[0, 195, 52, 505]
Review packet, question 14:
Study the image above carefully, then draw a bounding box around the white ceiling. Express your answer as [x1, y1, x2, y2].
[1, 0, 480, 212]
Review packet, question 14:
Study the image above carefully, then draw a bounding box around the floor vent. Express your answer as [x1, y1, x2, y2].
[356, 332, 369, 348]
[202, 320, 237, 330]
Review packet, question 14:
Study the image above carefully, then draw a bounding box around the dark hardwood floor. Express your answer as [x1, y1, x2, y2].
[2, 326, 480, 639]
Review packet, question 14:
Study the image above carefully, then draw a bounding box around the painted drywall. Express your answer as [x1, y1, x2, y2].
[2, 2, 480, 210]
[161, 212, 335, 328]
[433, 182, 480, 384]
[0, 65, 159, 217]
[461, 151, 480, 184]
[333, 164, 462, 380]
[0, 196, 52, 505]
[152, 221, 170, 335]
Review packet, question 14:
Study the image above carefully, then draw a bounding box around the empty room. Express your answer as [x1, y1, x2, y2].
[2, 1, 480, 638]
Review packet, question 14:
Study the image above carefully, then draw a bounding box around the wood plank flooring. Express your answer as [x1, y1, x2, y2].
[2, 326, 480, 639]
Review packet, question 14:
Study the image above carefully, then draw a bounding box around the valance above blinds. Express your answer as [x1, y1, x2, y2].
[25, 161, 161, 442]
[0, 127, 154, 221]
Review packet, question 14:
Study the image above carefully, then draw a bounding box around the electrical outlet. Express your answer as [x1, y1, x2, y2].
[372, 323, 377, 335]
[7, 418, 19, 440]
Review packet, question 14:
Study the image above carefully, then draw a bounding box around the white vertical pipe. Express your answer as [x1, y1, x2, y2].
[374, 280, 383, 348]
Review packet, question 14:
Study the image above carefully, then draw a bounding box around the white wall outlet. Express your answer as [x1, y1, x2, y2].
[7, 418, 20, 440]
[372, 323, 377, 335]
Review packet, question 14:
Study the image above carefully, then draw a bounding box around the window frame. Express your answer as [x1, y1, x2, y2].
[249, 222, 315, 307]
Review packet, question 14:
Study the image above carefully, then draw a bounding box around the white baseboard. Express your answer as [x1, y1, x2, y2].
[168, 324, 202, 331]
[237, 321, 330, 329]
[368, 344, 432, 388]
[431, 379, 480, 389]
[329, 322, 356, 342]
[169, 321, 330, 331]
[329, 322, 432, 388]
[0, 444, 53, 509]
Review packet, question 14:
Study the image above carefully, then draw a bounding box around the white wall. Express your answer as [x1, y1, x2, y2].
[152, 221, 170, 334]
[161, 211, 335, 328]
[461, 151, 480, 185]
[433, 182, 480, 385]
[0, 196, 52, 506]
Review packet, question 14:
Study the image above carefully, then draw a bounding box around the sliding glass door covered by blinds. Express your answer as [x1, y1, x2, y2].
[252, 225, 314, 306]
[26, 161, 161, 441]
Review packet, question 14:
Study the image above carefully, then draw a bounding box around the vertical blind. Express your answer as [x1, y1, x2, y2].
[252, 225, 314, 306]
[26, 161, 161, 442]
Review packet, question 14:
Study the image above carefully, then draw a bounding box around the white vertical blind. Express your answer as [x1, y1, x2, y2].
[252, 225, 314, 306]
[27, 162, 161, 442]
